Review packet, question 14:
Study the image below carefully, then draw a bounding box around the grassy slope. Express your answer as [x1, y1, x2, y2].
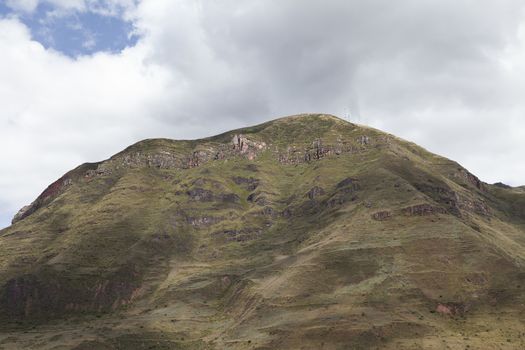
[0, 114, 524, 349]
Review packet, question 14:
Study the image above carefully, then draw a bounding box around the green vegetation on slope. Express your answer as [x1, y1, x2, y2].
[0, 114, 524, 349]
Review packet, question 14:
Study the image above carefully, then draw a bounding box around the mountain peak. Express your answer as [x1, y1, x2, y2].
[1, 114, 524, 349]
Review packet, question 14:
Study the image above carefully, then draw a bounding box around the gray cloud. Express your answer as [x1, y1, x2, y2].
[1, 0, 525, 228]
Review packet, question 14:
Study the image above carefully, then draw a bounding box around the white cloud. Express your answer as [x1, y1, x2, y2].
[1, 0, 525, 228]
[5, 0, 39, 13]
[0, 18, 172, 221]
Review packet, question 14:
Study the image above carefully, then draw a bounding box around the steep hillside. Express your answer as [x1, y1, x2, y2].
[0, 114, 524, 349]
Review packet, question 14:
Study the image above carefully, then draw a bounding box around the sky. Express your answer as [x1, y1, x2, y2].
[1, 0, 525, 229]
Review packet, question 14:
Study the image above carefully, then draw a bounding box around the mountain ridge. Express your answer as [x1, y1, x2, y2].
[10, 113, 490, 224]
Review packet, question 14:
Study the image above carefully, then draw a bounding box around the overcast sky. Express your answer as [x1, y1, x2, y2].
[1, 0, 525, 228]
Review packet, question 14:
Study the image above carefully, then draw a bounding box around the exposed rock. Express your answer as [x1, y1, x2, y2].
[187, 150, 210, 168]
[191, 178, 224, 190]
[326, 194, 358, 208]
[85, 167, 111, 178]
[305, 139, 332, 162]
[278, 138, 358, 165]
[187, 216, 223, 228]
[12, 175, 73, 224]
[118, 151, 182, 169]
[413, 184, 461, 216]
[219, 193, 241, 203]
[336, 178, 360, 192]
[186, 188, 214, 202]
[453, 168, 486, 191]
[247, 192, 270, 206]
[413, 183, 492, 218]
[458, 198, 491, 217]
[322, 179, 361, 208]
[214, 150, 226, 160]
[281, 208, 292, 218]
[357, 135, 370, 145]
[435, 302, 467, 316]
[232, 134, 267, 160]
[372, 210, 392, 221]
[232, 176, 260, 191]
[261, 206, 276, 217]
[402, 204, 447, 216]
[306, 186, 325, 200]
[12, 205, 32, 225]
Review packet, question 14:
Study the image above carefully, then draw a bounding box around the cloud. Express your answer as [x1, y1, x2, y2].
[0, 18, 170, 221]
[5, 0, 39, 13]
[5, 0, 137, 17]
[1, 0, 525, 228]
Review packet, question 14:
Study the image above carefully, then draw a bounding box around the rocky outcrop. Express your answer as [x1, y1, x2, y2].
[218, 193, 241, 203]
[261, 206, 276, 217]
[84, 168, 112, 178]
[277, 135, 375, 164]
[232, 134, 267, 160]
[306, 186, 325, 200]
[357, 135, 370, 145]
[413, 183, 491, 218]
[186, 188, 239, 203]
[99, 135, 265, 172]
[279, 140, 349, 165]
[12, 175, 73, 224]
[326, 178, 360, 208]
[413, 183, 459, 214]
[120, 151, 183, 169]
[187, 188, 214, 202]
[435, 302, 467, 316]
[336, 178, 360, 190]
[247, 191, 271, 206]
[232, 176, 260, 191]
[372, 210, 392, 221]
[402, 204, 447, 216]
[187, 150, 211, 168]
[281, 207, 293, 218]
[187, 216, 223, 228]
[458, 197, 491, 217]
[11, 205, 31, 224]
[450, 168, 486, 192]
[303, 139, 338, 162]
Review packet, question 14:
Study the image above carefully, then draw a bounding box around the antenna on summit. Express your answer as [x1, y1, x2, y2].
[343, 107, 351, 121]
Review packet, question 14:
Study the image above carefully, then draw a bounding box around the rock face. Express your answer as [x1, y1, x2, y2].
[372, 210, 392, 221]
[2, 114, 524, 350]
[278, 139, 358, 165]
[336, 177, 359, 190]
[232, 134, 267, 160]
[187, 188, 215, 202]
[402, 204, 447, 216]
[187, 215, 223, 228]
[411, 182, 492, 218]
[436, 302, 467, 316]
[11, 175, 73, 224]
[11, 205, 31, 224]
[306, 186, 325, 200]
[232, 176, 260, 191]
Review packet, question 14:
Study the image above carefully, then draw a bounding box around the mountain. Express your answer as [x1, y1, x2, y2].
[0, 114, 524, 349]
